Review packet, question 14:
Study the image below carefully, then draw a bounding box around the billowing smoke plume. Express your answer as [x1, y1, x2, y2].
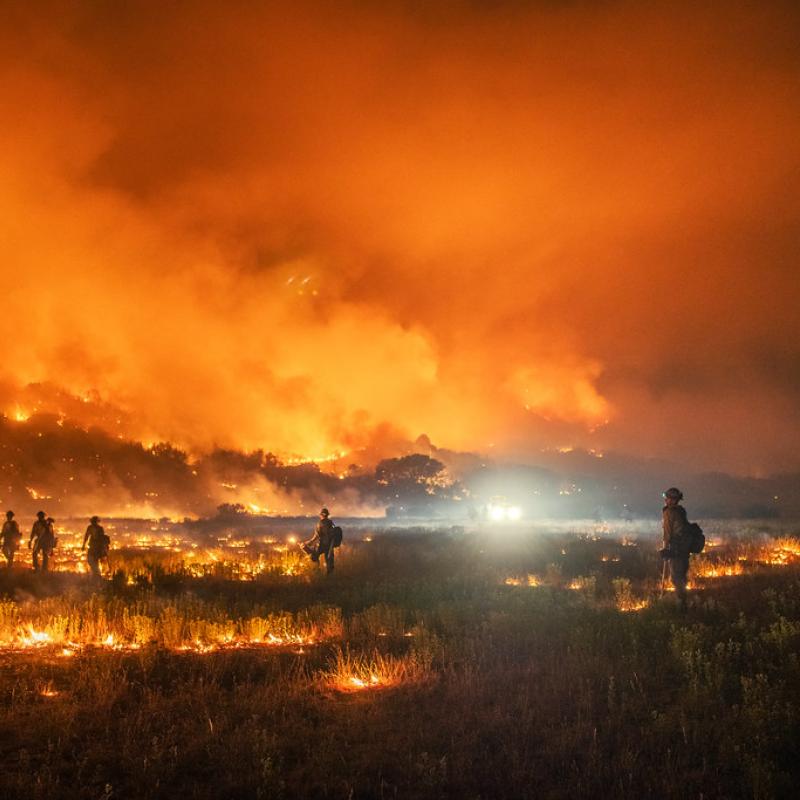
[1, 0, 799, 475]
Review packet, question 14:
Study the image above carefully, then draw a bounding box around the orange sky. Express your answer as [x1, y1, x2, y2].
[1, 0, 799, 474]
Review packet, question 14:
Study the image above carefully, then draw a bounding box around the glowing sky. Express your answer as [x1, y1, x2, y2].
[1, 1, 799, 474]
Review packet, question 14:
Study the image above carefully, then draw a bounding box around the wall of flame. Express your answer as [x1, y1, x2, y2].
[1, 1, 799, 473]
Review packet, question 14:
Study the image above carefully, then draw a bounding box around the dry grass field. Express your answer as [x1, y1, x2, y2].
[1, 519, 799, 799]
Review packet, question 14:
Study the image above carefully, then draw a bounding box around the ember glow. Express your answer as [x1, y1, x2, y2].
[505, 575, 541, 588]
[0, 1, 798, 475]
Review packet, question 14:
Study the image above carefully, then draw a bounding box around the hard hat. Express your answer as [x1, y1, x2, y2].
[5, 510, 13, 518]
[320, 507, 330, 517]
[663, 487, 683, 501]
[36, 510, 46, 518]
[90, 515, 100, 523]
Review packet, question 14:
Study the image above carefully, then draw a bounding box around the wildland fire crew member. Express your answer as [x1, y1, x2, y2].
[29, 511, 56, 572]
[1, 510, 21, 568]
[661, 487, 691, 609]
[82, 516, 110, 577]
[302, 507, 336, 574]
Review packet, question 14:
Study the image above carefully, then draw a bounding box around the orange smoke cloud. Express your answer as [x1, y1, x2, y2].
[1, 0, 799, 474]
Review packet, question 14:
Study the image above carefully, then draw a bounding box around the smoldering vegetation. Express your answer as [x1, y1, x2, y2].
[1, 521, 800, 798]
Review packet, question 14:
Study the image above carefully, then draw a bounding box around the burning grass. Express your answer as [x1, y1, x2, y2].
[11, 521, 321, 581]
[322, 647, 431, 693]
[0, 596, 340, 654]
[692, 558, 746, 579]
[504, 574, 541, 587]
[2, 522, 800, 799]
[612, 578, 649, 612]
[759, 537, 800, 565]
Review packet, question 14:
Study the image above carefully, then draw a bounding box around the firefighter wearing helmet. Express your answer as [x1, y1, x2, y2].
[29, 511, 56, 573]
[301, 507, 338, 574]
[661, 487, 691, 609]
[83, 516, 110, 578]
[1, 510, 21, 568]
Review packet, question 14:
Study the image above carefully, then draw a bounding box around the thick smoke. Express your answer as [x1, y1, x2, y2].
[1, 0, 799, 475]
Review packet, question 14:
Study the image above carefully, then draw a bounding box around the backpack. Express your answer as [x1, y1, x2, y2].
[332, 525, 343, 548]
[43, 525, 56, 550]
[687, 522, 705, 554]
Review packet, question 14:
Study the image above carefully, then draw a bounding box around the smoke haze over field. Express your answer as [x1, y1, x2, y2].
[3, 410, 798, 521]
[1, 1, 799, 475]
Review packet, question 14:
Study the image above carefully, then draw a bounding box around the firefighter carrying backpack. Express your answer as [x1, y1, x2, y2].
[687, 522, 705, 554]
[332, 525, 343, 548]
